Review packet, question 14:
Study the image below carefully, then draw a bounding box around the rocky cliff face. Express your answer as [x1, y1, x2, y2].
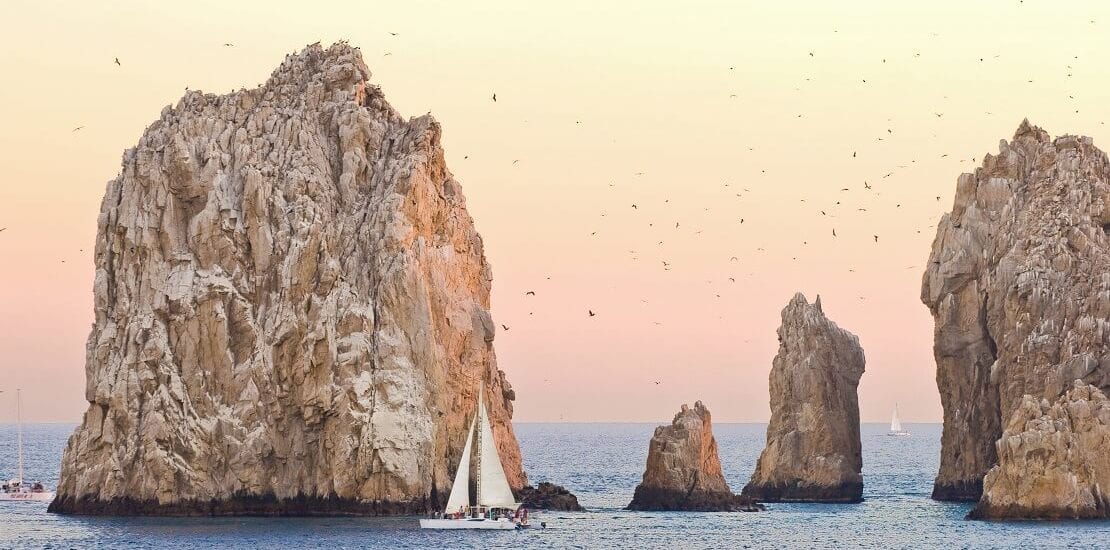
[969, 381, 1110, 519]
[628, 402, 761, 511]
[742, 293, 865, 503]
[921, 120, 1110, 502]
[50, 42, 525, 515]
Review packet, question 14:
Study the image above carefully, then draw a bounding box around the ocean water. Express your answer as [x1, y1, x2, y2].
[0, 422, 1107, 549]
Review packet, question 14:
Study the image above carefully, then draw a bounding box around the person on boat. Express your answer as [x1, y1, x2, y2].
[32, 482, 44, 492]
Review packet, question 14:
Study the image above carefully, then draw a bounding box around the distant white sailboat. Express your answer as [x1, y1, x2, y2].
[420, 381, 528, 530]
[887, 403, 910, 437]
[1, 389, 55, 502]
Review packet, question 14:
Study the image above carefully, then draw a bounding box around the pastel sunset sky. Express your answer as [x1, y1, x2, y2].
[2, 0, 1108, 423]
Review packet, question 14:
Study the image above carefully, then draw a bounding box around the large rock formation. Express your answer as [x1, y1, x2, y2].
[969, 381, 1110, 520]
[922, 120, 1110, 502]
[628, 402, 762, 512]
[50, 42, 526, 515]
[742, 293, 865, 503]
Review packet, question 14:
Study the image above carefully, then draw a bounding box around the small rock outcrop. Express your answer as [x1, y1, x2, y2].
[922, 120, 1110, 502]
[50, 42, 526, 515]
[515, 482, 585, 511]
[742, 293, 865, 503]
[628, 402, 762, 512]
[969, 381, 1110, 520]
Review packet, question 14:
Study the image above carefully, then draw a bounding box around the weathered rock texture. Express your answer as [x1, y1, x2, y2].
[628, 402, 762, 512]
[515, 482, 586, 512]
[922, 120, 1110, 502]
[969, 381, 1110, 520]
[50, 42, 526, 516]
[742, 293, 865, 503]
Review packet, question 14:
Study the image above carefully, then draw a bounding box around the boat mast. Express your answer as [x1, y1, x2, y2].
[475, 381, 484, 507]
[16, 389, 24, 483]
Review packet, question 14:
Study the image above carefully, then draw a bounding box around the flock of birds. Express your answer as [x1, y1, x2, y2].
[43, 16, 1104, 400]
[460, 26, 1106, 398]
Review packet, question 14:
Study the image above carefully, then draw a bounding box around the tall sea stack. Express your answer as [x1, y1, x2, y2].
[50, 42, 526, 515]
[922, 120, 1110, 506]
[742, 293, 865, 503]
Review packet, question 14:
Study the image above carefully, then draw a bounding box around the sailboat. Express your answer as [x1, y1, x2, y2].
[420, 381, 528, 530]
[887, 402, 910, 437]
[1, 389, 55, 502]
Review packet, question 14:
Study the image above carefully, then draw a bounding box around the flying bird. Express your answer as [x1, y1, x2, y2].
[525, 291, 536, 296]
[492, 93, 497, 102]
[114, 57, 121, 66]
[223, 43, 234, 47]
[72, 126, 84, 132]
[873, 235, 879, 242]
[588, 310, 596, 317]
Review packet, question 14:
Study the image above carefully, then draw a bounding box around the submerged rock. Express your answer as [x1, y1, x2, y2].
[742, 293, 865, 503]
[515, 482, 585, 511]
[969, 381, 1110, 520]
[628, 402, 763, 512]
[50, 42, 525, 515]
[922, 120, 1110, 502]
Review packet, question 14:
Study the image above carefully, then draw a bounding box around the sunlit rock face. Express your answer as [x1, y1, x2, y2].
[970, 381, 1110, 520]
[742, 293, 865, 503]
[628, 401, 762, 512]
[50, 42, 525, 515]
[922, 120, 1110, 503]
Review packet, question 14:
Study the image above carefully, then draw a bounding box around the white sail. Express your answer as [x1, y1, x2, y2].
[890, 403, 903, 433]
[476, 384, 518, 510]
[16, 389, 24, 483]
[443, 415, 476, 514]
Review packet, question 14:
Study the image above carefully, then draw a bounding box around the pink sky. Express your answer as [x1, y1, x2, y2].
[2, 0, 1109, 423]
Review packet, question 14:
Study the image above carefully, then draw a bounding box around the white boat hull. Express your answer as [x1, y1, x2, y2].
[0, 491, 54, 502]
[419, 517, 520, 530]
[886, 432, 910, 437]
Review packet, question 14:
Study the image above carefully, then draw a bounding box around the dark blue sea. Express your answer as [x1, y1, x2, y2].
[0, 422, 1106, 549]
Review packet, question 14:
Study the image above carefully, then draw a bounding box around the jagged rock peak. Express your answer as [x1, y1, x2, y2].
[628, 401, 762, 512]
[742, 293, 865, 503]
[922, 120, 1110, 503]
[50, 42, 525, 516]
[970, 381, 1110, 520]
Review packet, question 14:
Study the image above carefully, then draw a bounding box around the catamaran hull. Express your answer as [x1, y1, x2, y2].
[0, 492, 54, 502]
[419, 518, 520, 530]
